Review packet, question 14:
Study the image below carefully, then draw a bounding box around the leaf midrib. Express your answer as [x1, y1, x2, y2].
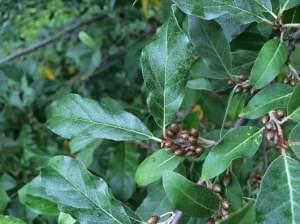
[241, 92, 292, 117]
[169, 178, 216, 212]
[252, 40, 284, 86]
[283, 156, 296, 224]
[49, 168, 124, 224]
[225, 128, 263, 159]
[51, 115, 154, 140]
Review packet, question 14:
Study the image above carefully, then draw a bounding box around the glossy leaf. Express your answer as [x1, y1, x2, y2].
[163, 171, 220, 218]
[0, 216, 26, 224]
[250, 38, 288, 89]
[240, 84, 293, 119]
[188, 16, 232, 78]
[41, 156, 132, 224]
[107, 144, 140, 201]
[18, 176, 59, 215]
[0, 191, 9, 212]
[173, 0, 272, 23]
[278, 0, 300, 11]
[225, 173, 243, 211]
[256, 156, 300, 224]
[136, 182, 172, 220]
[58, 213, 76, 224]
[47, 94, 157, 142]
[187, 78, 228, 92]
[287, 84, 300, 122]
[288, 124, 300, 158]
[190, 59, 228, 80]
[141, 8, 192, 131]
[135, 149, 183, 186]
[69, 136, 102, 154]
[232, 50, 258, 75]
[220, 202, 256, 224]
[202, 126, 263, 180]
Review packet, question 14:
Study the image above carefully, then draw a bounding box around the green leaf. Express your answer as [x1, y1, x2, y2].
[135, 149, 183, 186]
[256, 156, 300, 224]
[190, 59, 228, 80]
[188, 16, 232, 78]
[288, 124, 300, 158]
[107, 144, 140, 201]
[141, 8, 192, 131]
[202, 126, 263, 180]
[232, 50, 258, 75]
[70, 136, 102, 152]
[250, 38, 288, 89]
[18, 176, 59, 215]
[225, 173, 243, 211]
[0, 215, 26, 224]
[290, 44, 300, 72]
[162, 171, 220, 218]
[220, 202, 256, 224]
[228, 94, 246, 121]
[79, 31, 98, 49]
[41, 156, 132, 224]
[287, 84, 300, 122]
[173, 0, 273, 23]
[240, 84, 293, 119]
[136, 182, 172, 220]
[278, 0, 300, 11]
[58, 213, 76, 224]
[0, 173, 16, 191]
[0, 191, 9, 212]
[47, 94, 158, 142]
[187, 78, 228, 92]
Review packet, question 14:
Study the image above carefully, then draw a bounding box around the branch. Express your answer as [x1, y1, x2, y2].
[0, 14, 107, 65]
[169, 210, 183, 224]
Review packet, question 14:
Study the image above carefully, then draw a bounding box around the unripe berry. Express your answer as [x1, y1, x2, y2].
[221, 208, 229, 217]
[239, 75, 247, 81]
[147, 216, 160, 224]
[190, 128, 199, 137]
[195, 147, 203, 154]
[212, 183, 222, 193]
[164, 140, 172, 148]
[261, 115, 269, 124]
[170, 123, 180, 133]
[166, 130, 175, 138]
[188, 136, 198, 145]
[283, 77, 289, 84]
[290, 80, 296, 86]
[227, 80, 234, 85]
[276, 109, 284, 118]
[266, 131, 275, 141]
[265, 122, 273, 130]
[223, 175, 231, 187]
[180, 133, 189, 140]
[174, 149, 184, 156]
[206, 218, 216, 224]
[235, 86, 242, 93]
[221, 200, 230, 210]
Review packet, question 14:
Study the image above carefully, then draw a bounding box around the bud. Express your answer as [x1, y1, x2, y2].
[221, 200, 230, 210]
[164, 140, 172, 148]
[290, 80, 296, 86]
[266, 131, 275, 141]
[147, 216, 160, 224]
[195, 147, 203, 154]
[212, 183, 222, 193]
[265, 122, 273, 130]
[174, 149, 184, 156]
[261, 115, 269, 124]
[170, 123, 180, 133]
[235, 86, 242, 93]
[242, 87, 249, 93]
[250, 87, 256, 94]
[227, 80, 234, 85]
[166, 130, 175, 138]
[239, 75, 247, 81]
[283, 77, 289, 84]
[190, 128, 199, 137]
[223, 175, 231, 187]
[180, 133, 189, 140]
[221, 208, 229, 217]
[206, 218, 216, 224]
[276, 109, 284, 118]
[188, 136, 198, 145]
[186, 145, 195, 151]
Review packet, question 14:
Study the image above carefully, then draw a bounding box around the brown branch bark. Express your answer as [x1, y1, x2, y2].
[0, 14, 106, 65]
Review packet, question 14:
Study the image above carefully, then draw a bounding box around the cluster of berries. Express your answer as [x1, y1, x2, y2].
[250, 170, 262, 189]
[161, 123, 205, 158]
[261, 109, 287, 148]
[283, 75, 299, 86]
[227, 75, 256, 94]
[205, 176, 232, 223]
